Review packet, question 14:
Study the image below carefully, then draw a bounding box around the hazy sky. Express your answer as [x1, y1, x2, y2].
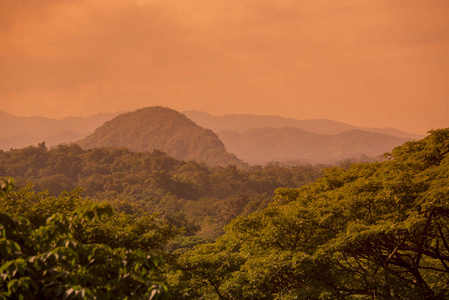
[1, 0, 448, 134]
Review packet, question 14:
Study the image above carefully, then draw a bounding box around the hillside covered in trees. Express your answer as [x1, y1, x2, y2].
[77, 107, 243, 167]
[1, 128, 448, 299]
[0, 144, 327, 239]
[169, 129, 449, 299]
[1, 107, 422, 165]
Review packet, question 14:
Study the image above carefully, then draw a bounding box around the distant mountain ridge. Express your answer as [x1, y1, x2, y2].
[1, 108, 423, 166]
[183, 110, 424, 139]
[219, 127, 409, 165]
[0, 110, 122, 150]
[77, 107, 243, 167]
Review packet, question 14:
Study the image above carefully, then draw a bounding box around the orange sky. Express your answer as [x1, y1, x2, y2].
[1, 0, 448, 134]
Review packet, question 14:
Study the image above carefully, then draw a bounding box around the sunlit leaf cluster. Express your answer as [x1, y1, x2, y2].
[171, 129, 449, 299]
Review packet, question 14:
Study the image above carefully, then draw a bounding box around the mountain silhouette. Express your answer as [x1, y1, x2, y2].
[77, 107, 243, 167]
[1, 108, 422, 165]
[183, 110, 424, 139]
[0, 110, 121, 150]
[219, 127, 409, 165]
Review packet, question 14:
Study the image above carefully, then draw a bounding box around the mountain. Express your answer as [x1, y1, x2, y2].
[77, 107, 243, 167]
[359, 127, 424, 139]
[183, 110, 424, 139]
[0, 110, 121, 150]
[1, 108, 422, 165]
[0, 134, 41, 151]
[218, 127, 409, 165]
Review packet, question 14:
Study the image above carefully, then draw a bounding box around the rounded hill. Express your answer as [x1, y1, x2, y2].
[77, 107, 243, 166]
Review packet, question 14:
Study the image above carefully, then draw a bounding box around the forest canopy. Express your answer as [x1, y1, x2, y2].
[169, 129, 449, 299]
[0, 144, 327, 239]
[1, 128, 449, 299]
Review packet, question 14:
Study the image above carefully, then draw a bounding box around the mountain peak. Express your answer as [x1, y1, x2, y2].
[77, 107, 243, 167]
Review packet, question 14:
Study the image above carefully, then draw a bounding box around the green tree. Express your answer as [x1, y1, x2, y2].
[171, 129, 449, 299]
[0, 178, 170, 299]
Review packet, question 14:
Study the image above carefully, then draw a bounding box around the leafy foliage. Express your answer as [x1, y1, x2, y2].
[171, 129, 449, 299]
[5, 123, 444, 299]
[0, 178, 170, 299]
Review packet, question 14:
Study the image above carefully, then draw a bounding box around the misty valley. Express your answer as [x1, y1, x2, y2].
[1, 107, 449, 299]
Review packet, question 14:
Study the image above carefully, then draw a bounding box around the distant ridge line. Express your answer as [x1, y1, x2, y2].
[182, 110, 424, 139]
